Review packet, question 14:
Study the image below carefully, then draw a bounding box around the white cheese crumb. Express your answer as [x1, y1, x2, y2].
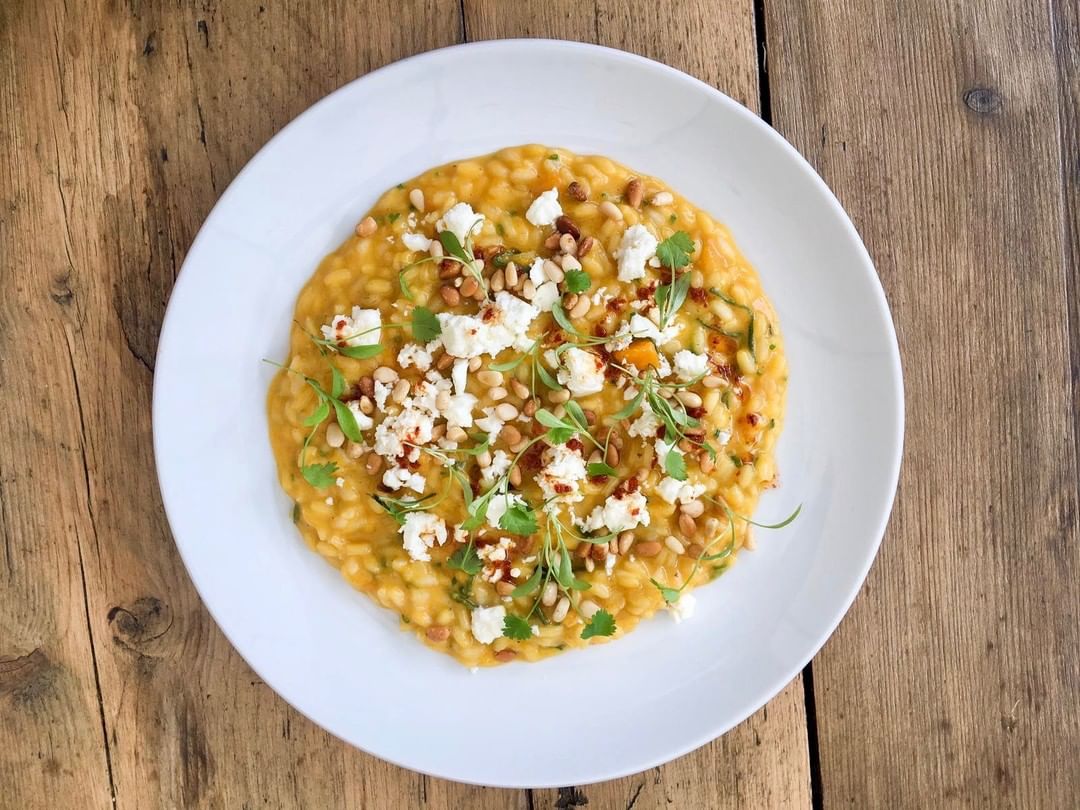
[335, 477, 345, 487]
[346, 401, 374, 431]
[614, 224, 658, 282]
[399, 512, 448, 562]
[582, 490, 651, 533]
[470, 605, 507, 645]
[532, 281, 561, 312]
[382, 465, 427, 494]
[374, 405, 434, 459]
[437, 291, 540, 359]
[452, 358, 470, 395]
[655, 477, 706, 505]
[481, 449, 512, 487]
[525, 188, 562, 227]
[397, 342, 434, 371]
[627, 402, 660, 438]
[528, 257, 547, 287]
[537, 443, 588, 504]
[475, 406, 505, 438]
[402, 232, 433, 253]
[668, 593, 697, 623]
[373, 381, 392, 411]
[325, 497, 334, 506]
[673, 350, 709, 381]
[320, 307, 381, 347]
[485, 491, 526, 531]
[654, 437, 683, 469]
[605, 553, 617, 576]
[444, 393, 478, 428]
[557, 347, 605, 396]
[437, 202, 484, 244]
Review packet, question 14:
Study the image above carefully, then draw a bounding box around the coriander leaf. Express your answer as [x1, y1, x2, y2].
[303, 400, 330, 427]
[337, 343, 384, 360]
[301, 462, 337, 489]
[461, 489, 495, 531]
[411, 306, 441, 342]
[502, 614, 534, 641]
[580, 608, 616, 639]
[655, 230, 694, 269]
[331, 400, 362, 442]
[649, 578, 683, 604]
[587, 462, 618, 478]
[447, 544, 482, 575]
[330, 366, 346, 398]
[563, 400, 589, 430]
[500, 503, 538, 536]
[665, 450, 688, 481]
[511, 566, 544, 598]
[564, 269, 591, 293]
[546, 427, 575, 445]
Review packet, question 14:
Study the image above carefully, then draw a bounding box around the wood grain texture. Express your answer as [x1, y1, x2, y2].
[766, 0, 1080, 806]
[464, 2, 811, 807]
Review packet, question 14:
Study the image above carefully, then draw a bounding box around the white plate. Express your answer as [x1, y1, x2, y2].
[154, 40, 903, 787]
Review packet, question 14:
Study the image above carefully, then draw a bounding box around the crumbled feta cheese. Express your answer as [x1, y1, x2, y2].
[397, 342, 434, 371]
[402, 232, 433, 253]
[475, 406, 505, 437]
[591, 286, 610, 306]
[605, 553, 617, 576]
[373, 381, 392, 411]
[627, 402, 660, 438]
[557, 347, 605, 396]
[668, 593, 697, 623]
[525, 188, 562, 227]
[399, 512, 447, 562]
[481, 449, 512, 487]
[335, 477, 345, 487]
[347, 401, 374, 431]
[655, 476, 706, 504]
[437, 202, 484, 244]
[407, 211, 418, 228]
[528, 256, 547, 287]
[444, 393, 477, 428]
[715, 428, 732, 447]
[582, 490, 651, 533]
[437, 291, 540, 359]
[628, 313, 665, 343]
[478, 536, 514, 583]
[408, 377, 448, 417]
[325, 497, 334, 505]
[452, 358, 469, 395]
[486, 491, 526, 531]
[654, 437, 683, 469]
[374, 405, 435, 459]
[470, 605, 506, 644]
[320, 307, 381, 347]
[543, 349, 560, 368]
[532, 281, 560, 312]
[537, 443, 588, 504]
[614, 224, 658, 282]
[382, 465, 427, 493]
[673, 350, 709, 381]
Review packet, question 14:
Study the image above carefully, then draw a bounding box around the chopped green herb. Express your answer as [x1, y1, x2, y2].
[650, 578, 682, 604]
[447, 544, 482, 575]
[500, 503, 538, 536]
[664, 449, 688, 481]
[503, 614, 534, 641]
[669, 213, 677, 224]
[301, 462, 337, 489]
[587, 461, 618, 478]
[387, 212, 400, 223]
[291, 503, 301, 523]
[564, 269, 592, 293]
[548, 153, 560, 161]
[411, 306, 441, 342]
[581, 608, 616, 639]
[655, 230, 694, 270]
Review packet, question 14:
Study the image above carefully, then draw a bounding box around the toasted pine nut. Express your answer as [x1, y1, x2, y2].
[509, 466, 522, 487]
[699, 452, 716, 473]
[425, 625, 450, 642]
[680, 499, 705, 518]
[439, 286, 461, 306]
[543, 260, 565, 283]
[552, 596, 570, 623]
[703, 374, 724, 388]
[675, 391, 703, 408]
[567, 180, 587, 201]
[591, 543, 608, 560]
[495, 403, 519, 421]
[491, 268, 506, 292]
[476, 449, 492, 468]
[489, 386, 508, 401]
[555, 215, 580, 238]
[436, 390, 452, 411]
[359, 396, 374, 415]
[510, 379, 530, 399]
[477, 370, 503, 387]
[599, 200, 623, 220]
[650, 191, 674, 206]
[544, 232, 561, 250]
[347, 441, 366, 458]
[665, 535, 686, 554]
[460, 276, 479, 298]
[584, 556, 595, 572]
[678, 513, 698, 537]
[325, 423, 345, 448]
[501, 424, 522, 445]
[446, 426, 467, 442]
[625, 178, 644, 208]
[495, 581, 515, 597]
[559, 233, 577, 255]
[580, 600, 600, 619]
[522, 279, 536, 299]
[563, 292, 579, 310]
[430, 423, 446, 441]
[429, 240, 444, 258]
[356, 216, 377, 237]
[691, 269, 705, 288]
[504, 262, 519, 287]
[560, 254, 582, 272]
[548, 389, 570, 404]
[391, 378, 410, 403]
[373, 366, 398, 383]
[522, 398, 537, 417]
[542, 580, 558, 606]
[408, 188, 425, 212]
[635, 541, 662, 557]
[618, 531, 634, 555]
[576, 542, 590, 559]
[494, 649, 517, 662]
[577, 236, 595, 257]
[687, 543, 705, 559]
[468, 356, 482, 371]
[570, 296, 591, 319]
[439, 262, 461, 279]
[365, 454, 383, 474]
[436, 352, 455, 371]
[605, 443, 620, 466]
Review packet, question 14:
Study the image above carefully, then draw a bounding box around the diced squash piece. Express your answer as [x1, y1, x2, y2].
[614, 339, 661, 371]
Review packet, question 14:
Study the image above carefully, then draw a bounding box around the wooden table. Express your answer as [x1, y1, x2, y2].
[3, 1, 1078, 806]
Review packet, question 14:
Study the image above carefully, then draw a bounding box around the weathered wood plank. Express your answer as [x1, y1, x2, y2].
[766, 0, 1080, 805]
[465, 2, 811, 807]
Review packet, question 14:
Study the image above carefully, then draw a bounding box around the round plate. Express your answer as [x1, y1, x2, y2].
[154, 40, 903, 788]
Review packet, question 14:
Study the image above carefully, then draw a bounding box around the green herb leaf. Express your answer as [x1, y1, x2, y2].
[547, 427, 575, 445]
[587, 461, 618, 478]
[447, 544, 482, 575]
[303, 400, 330, 427]
[550, 300, 578, 333]
[535, 409, 575, 431]
[564, 269, 591, 293]
[554, 549, 574, 589]
[650, 578, 683, 604]
[330, 366, 346, 399]
[580, 608, 616, 639]
[612, 387, 646, 420]
[411, 306, 441, 342]
[291, 503, 301, 523]
[301, 462, 337, 489]
[737, 503, 803, 530]
[489, 353, 528, 372]
[492, 248, 520, 268]
[337, 343, 385, 360]
[535, 361, 563, 391]
[499, 503, 538, 536]
[438, 230, 472, 264]
[511, 566, 544, 598]
[563, 400, 589, 430]
[502, 614, 534, 641]
[664, 449, 688, 481]
[655, 230, 694, 269]
[387, 212, 401, 223]
[331, 400, 362, 442]
[548, 153, 560, 161]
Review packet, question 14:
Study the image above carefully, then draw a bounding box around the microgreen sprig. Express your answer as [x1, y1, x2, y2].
[438, 230, 488, 299]
[654, 231, 695, 329]
[708, 286, 758, 360]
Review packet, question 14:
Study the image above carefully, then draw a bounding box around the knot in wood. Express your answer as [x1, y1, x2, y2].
[963, 87, 1002, 115]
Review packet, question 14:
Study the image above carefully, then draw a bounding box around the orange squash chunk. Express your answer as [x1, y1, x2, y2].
[613, 338, 661, 371]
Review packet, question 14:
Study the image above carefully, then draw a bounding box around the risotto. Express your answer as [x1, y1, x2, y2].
[266, 145, 791, 666]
